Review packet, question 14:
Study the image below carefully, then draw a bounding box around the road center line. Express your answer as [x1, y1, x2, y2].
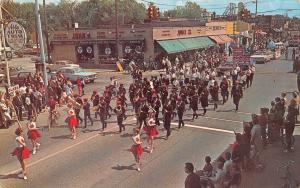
[4, 118, 136, 176]
[176, 123, 235, 134]
[201, 116, 243, 124]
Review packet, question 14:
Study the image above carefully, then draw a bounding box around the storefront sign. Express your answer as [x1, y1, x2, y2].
[177, 29, 192, 36]
[77, 46, 83, 54]
[124, 46, 131, 54]
[8, 85, 19, 95]
[135, 46, 142, 54]
[86, 46, 93, 54]
[105, 47, 112, 55]
[4, 22, 27, 51]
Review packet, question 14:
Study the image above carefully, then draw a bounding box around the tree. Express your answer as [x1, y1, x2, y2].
[164, 1, 205, 19]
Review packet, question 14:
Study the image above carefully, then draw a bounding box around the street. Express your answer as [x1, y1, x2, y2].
[0, 57, 299, 188]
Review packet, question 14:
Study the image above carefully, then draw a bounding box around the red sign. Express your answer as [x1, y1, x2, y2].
[232, 47, 250, 62]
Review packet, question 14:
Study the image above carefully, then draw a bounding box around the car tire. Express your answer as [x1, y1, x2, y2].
[6, 51, 12, 59]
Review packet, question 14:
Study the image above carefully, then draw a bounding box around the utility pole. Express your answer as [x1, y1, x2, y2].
[115, 0, 119, 59]
[0, 5, 10, 86]
[35, 0, 48, 102]
[252, 0, 258, 53]
[43, 0, 51, 62]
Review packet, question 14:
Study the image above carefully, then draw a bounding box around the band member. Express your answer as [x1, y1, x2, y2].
[210, 81, 219, 110]
[83, 98, 93, 128]
[97, 97, 107, 131]
[145, 113, 159, 153]
[231, 82, 242, 111]
[66, 110, 78, 139]
[200, 87, 209, 115]
[153, 96, 161, 126]
[190, 91, 199, 120]
[177, 97, 185, 129]
[129, 83, 136, 109]
[114, 104, 125, 133]
[220, 76, 229, 104]
[27, 120, 41, 155]
[74, 95, 83, 124]
[170, 89, 178, 119]
[11, 128, 30, 180]
[138, 100, 149, 129]
[164, 100, 173, 139]
[131, 128, 143, 172]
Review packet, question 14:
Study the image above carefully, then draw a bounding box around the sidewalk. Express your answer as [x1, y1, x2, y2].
[240, 128, 300, 188]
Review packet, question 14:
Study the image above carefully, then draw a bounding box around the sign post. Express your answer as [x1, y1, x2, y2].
[0, 5, 10, 86]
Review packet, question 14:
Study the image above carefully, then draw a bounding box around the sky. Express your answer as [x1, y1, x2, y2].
[16, 0, 300, 17]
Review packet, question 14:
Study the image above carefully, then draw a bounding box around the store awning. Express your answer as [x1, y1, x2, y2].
[156, 40, 187, 54]
[209, 36, 224, 44]
[219, 35, 233, 43]
[157, 37, 215, 54]
[209, 35, 233, 44]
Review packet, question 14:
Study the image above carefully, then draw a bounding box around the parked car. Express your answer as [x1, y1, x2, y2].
[46, 60, 79, 73]
[216, 61, 250, 76]
[31, 54, 51, 63]
[49, 67, 97, 84]
[0, 63, 24, 77]
[10, 71, 34, 86]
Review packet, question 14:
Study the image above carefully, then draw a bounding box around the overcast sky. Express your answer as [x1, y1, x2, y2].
[16, 0, 300, 17]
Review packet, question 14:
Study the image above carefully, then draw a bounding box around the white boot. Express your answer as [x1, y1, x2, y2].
[32, 148, 36, 155]
[36, 143, 41, 149]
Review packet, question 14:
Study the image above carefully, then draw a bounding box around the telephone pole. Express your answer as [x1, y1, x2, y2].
[35, 0, 48, 102]
[43, 0, 51, 62]
[115, 0, 119, 59]
[252, 0, 258, 53]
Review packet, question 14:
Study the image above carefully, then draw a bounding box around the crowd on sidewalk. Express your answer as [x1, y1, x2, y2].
[184, 91, 299, 188]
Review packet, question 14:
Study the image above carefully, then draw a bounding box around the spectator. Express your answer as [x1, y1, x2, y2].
[184, 162, 202, 188]
[12, 91, 23, 121]
[250, 114, 263, 167]
[209, 162, 225, 188]
[228, 163, 242, 188]
[224, 152, 233, 178]
[200, 156, 213, 177]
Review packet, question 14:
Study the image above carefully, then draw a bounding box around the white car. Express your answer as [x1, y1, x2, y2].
[49, 67, 97, 83]
[46, 60, 79, 72]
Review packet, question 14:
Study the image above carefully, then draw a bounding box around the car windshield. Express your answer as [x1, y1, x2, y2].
[73, 68, 83, 73]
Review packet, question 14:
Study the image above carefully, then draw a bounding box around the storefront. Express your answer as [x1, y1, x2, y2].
[50, 21, 249, 67]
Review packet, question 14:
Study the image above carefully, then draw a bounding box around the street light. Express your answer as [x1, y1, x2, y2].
[252, 0, 258, 54]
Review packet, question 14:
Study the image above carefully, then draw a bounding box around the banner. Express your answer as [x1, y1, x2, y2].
[232, 47, 250, 62]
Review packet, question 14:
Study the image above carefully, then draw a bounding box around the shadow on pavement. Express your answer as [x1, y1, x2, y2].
[216, 109, 236, 113]
[111, 164, 136, 171]
[50, 134, 71, 139]
[0, 173, 21, 180]
[120, 133, 133, 138]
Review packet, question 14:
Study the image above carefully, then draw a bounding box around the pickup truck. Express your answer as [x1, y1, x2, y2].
[49, 67, 97, 84]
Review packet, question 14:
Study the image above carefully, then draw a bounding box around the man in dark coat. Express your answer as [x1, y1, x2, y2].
[184, 162, 202, 188]
[231, 82, 242, 111]
[177, 97, 185, 129]
[164, 100, 173, 139]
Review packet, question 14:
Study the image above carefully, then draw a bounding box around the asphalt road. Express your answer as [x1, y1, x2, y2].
[0, 57, 299, 188]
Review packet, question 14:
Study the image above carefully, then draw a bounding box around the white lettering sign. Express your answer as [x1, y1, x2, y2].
[5, 22, 27, 51]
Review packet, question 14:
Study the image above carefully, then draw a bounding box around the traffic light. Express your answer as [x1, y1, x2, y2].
[154, 7, 160, 18]
[148, 5, 154, 19]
